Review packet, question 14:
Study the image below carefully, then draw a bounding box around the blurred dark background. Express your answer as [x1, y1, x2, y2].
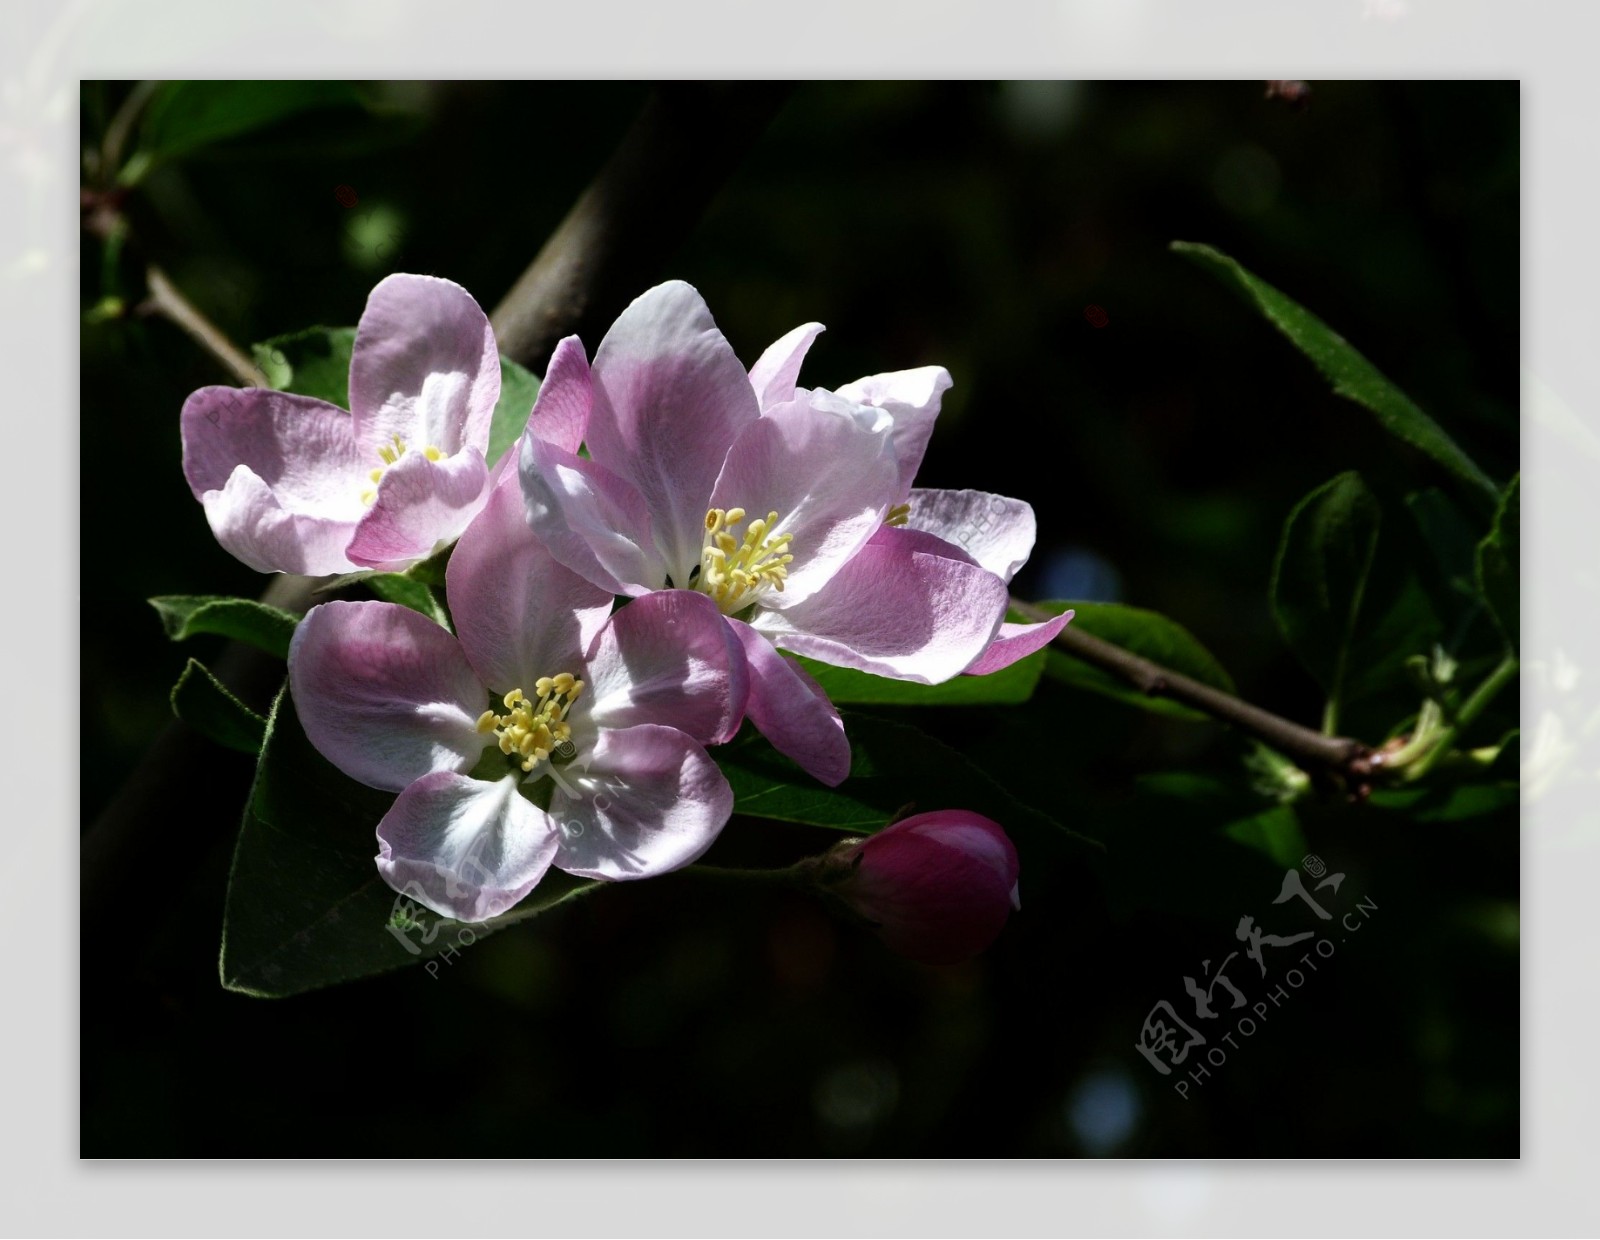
[80, 81, 1518, 1155]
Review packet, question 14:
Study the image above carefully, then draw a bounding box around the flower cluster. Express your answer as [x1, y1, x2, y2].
[181, 275, 1063, 956]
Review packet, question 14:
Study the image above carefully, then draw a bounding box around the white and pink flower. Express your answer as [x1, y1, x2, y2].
[519, 281, 1067, 786]
[287, 474, 745, 922]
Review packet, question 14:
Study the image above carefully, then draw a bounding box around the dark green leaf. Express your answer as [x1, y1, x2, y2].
[721, 711, 1098, 851]
[127, 81, 366, 180]
[1172, 241, 1498, 500]
[254, 326, 357, 405]
[366, 573, 450, 628]
[1035, 600, 1235, 721]
[488, 357, 542, 468]
[1477, 475, 1520, 648]
[149, 595, 300, 660]
[791, 650, 1045, 707]
[221, 687, 597, 998]
[170, 659, 266, 754]
[1222, 804, 1307, 867]
[1270, 472, 1382, 716]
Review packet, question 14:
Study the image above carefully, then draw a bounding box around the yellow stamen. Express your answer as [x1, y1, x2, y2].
[885, 502, 911, 528]
[696, 506, 795, 614]
[479, 675, 585, 774]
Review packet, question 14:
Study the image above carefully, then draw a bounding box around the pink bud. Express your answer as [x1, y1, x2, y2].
[833, 810, 1020, 965]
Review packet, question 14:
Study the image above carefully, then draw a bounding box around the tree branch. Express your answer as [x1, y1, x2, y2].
[141, 265, 269, 387]
[1011, 598, 1373, 778]
[490, 82, 792, 369]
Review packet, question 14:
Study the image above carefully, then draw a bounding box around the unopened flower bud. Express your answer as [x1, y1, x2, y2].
[830, 810, 1020, 965]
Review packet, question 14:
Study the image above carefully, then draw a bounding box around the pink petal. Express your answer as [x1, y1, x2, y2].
[345, 447, 491, 571]
[447, 472, 615, 694]
[582, 591, 748, 745]
[709, 389, 900, 606]
[199, 466, 363, 576]
[548, 725, 733, 880]
[586, 281, 761, 583]
[526, 334, 591, 454]
[904, 488, 1037, 583]
[726, 618, 850, 786]
[964, 613, 1073, 676]
[347, 273, 500, 459]
[748, 321, 824, 410]
[835, 367, 952, 500]
[519, 434, 666, 595]
[181, 385, 366, 513]
[288, 600, 488, 792]
[751, 526, 1008, 683]
[376, 772, 561, 923]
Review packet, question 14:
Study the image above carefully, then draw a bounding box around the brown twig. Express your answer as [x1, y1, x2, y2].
[141, 265, 269, 387]
[1011, 597, 1372, 778]
[490, 83, 792, 369]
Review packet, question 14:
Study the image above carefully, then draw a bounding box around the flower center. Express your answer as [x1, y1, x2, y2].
[474, 674, 584, 773]
[885, 502, 911, 528]
[697, 506, 795, 614]
[359, 433, 444, 505]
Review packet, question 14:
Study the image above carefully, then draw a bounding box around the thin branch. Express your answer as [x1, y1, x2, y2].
[141, 265, 268, 387]
[1011, 597, 1372, 777]
[490, 83, 792, 369]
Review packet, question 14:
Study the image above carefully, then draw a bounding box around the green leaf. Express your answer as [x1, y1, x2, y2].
[1035, 600, 1235, 721]
[1222, 804, 1307, 868]
[1270, 472, 1382, 717]
[721, 711, 1098, 851]
[488, 357, 542, 468]
[170, 659, 266, 754]
[127, 81, 366, 180]
[220, 687, 597, 998]
[1172, 241, 1498, 500]
[365, 573, 450, 628]
[791, 650, 1045, 707]
[149, 595, 300, 660]
[253, 327, 357, 405]
[1477, 475, 1520, 649]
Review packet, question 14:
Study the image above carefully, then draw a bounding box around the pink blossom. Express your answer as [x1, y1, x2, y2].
[831, 810, 1021, 965]
[287, 474, 745, 922]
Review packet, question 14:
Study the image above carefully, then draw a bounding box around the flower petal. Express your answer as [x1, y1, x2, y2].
[526, 334, 591, 454]
[199, 466, 362, 575]
[181, 385, 366, 513]
[751, 526, 1008, 683]
[519, 433, 666, 595]
[834, 367, 952, 499]
[347, 273, 500, 458]
[447, 472, 615, 693]
[709, 389, 900, 606]
[289, 600, 487, 792]
[548, 725, 733, 880]
[582, 591, 747, 744]
[964, 613, 1073, 677]
[345, 446, 490, 571]
[376, 772, 561, 923]
[749, 321, 824, 410]
[726, 618, 850, 786]
[586, 281, 761, 583]
[904, 488, 1036, 583]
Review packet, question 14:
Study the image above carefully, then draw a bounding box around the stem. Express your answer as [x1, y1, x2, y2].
[142, 265, 269, 387]
[1408, 653, 1519, 780]
[489, 83, 791, 369]
[1012, 597, 1371, 777]
[682, 862, 810, 887]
